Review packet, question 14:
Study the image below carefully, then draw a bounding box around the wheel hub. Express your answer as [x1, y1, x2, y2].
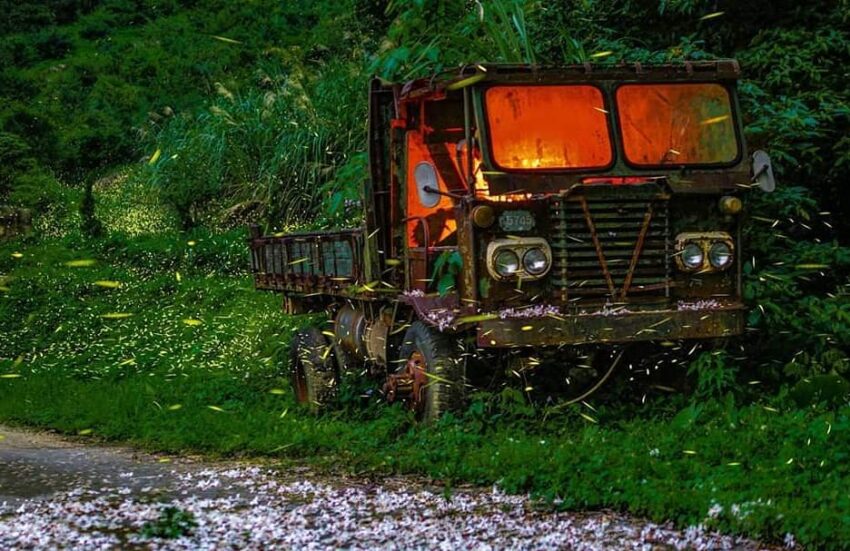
[383, 351, 429, 414]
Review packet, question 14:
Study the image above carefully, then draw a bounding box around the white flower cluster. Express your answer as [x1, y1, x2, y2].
[498, 305, 562, 320]
[677, 299, 722, 311]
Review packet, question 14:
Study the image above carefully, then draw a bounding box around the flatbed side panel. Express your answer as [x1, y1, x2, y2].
[249, 228, 365, 295]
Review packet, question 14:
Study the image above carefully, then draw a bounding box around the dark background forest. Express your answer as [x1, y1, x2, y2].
[1, 1, 849, 547]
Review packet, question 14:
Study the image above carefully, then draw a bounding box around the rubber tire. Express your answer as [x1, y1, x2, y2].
[290, 326, 338, 413]
[397, 321, 466, 423]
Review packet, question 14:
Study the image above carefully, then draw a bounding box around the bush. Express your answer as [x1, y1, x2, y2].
[146, 60, 367, 229]
[0, 132, 36, 199]
[33, 27, 73, 60]
[8, 171, 64, 211]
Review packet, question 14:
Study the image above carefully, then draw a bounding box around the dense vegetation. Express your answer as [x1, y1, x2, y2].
[1, 0, 849, 547]
[3, 234, 850, 546]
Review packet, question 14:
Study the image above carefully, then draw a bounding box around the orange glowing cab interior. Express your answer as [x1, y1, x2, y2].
[485, 85, 612, 170]
[617, 83, 738, 166]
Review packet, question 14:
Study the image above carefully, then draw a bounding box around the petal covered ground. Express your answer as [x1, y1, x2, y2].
[0, 427, 781, 550]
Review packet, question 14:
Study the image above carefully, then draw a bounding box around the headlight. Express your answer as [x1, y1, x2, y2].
[494, 250, 520, 277]
[675, 232, 735, 273]
[709, 242, 732, 268]
[486, 238, 551, 280]
[522, 248, 549, 276]
[681, 243, 704, 269]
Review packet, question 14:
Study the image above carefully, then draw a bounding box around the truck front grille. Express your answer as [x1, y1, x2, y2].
[549, 185, 670, 300]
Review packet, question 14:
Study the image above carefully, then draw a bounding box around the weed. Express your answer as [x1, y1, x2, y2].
[140, 506, 197, 539]
[687, 350, 739, 400]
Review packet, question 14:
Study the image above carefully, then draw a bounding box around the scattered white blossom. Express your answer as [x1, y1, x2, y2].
[497, 305, 561, 320]
[423, 308, 456, 332]
[0, 466, 777, 550]
[677, 299, 721, 311]
[707, 503, 724, 519]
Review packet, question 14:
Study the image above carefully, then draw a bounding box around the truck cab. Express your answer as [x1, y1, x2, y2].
[249, 61, 773, 421]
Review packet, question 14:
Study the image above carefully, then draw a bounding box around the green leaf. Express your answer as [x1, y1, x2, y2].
[447, 250, 463, 273]
[478, 277, 491, 298]
[437, 273, 455, 296]
[329, 192, 344, 215]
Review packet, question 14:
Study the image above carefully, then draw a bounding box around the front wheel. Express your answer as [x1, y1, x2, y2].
[385, 321, 466, 423]
[290, 326, 338, 412]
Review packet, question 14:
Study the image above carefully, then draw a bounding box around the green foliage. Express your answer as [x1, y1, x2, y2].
[3, 346, 850, 545]
[430, 249, 463, 296]
[141, 507, 197, 539]
[0, 132, 36, 198]
[373, 0, 541, 80]
[319, 152, 367, 228]
[742, 185, 850, 387]
[146, 61, 367, 228]
[687, 350, 739, 400]
[0, 131, 65, 211]
[0, 0, 369, 190]
[0, 231, 286, 381]
[8, 171, 64, 211]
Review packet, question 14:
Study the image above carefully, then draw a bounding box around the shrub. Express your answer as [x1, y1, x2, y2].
[33, 27, 73, 60]
[0, 132, 36, 199]
[146, 60, 367, 229]
[8, 170, 64, 211]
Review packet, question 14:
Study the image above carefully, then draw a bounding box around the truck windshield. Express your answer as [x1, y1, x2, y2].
[484, 85, 612, 170]
[616, 83, 739, 166]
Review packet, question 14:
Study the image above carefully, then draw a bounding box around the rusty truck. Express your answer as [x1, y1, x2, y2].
[248, 61, 776, 421]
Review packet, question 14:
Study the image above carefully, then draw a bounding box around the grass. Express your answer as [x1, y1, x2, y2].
[2, 230, 850, 548]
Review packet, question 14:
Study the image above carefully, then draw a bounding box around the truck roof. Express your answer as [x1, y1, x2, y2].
[397, 59, 741, 101]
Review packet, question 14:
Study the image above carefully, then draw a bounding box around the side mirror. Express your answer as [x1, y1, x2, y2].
[413, 161, 441, 208]
[751, 150, 776, 193]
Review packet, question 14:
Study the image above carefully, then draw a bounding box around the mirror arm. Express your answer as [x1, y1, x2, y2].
[751, 164, 768, 182]
[423, 186, 465, 202]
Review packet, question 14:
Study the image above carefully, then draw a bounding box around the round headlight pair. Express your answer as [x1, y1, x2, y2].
[494, 247, 549, 278]
[680, 241, 733, 270]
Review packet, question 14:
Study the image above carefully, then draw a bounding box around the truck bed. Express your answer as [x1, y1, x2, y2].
[248, 226, 366, 295]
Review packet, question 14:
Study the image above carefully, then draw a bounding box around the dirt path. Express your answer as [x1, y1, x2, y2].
[0, 425, 781, 550]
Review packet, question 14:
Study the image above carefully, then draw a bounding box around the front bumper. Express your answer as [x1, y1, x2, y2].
[476, 304, 745, 348]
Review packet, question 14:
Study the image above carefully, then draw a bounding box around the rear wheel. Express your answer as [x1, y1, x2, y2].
[290, 327, 338, 412]
[385, 321, 466, 423]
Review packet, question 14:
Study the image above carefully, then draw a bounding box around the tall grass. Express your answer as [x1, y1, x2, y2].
[480, 0, 537, 64]
[143, 0, 555, 229]
[145, 61, 367, 229]
[374, 0, 545, 79]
